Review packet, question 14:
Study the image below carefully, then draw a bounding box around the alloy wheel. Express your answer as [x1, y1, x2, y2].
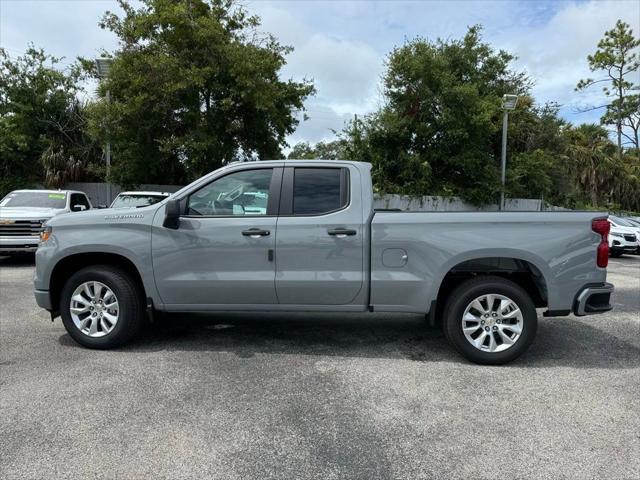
[461, 293, 523, 353]
[69, 281, 119, 337]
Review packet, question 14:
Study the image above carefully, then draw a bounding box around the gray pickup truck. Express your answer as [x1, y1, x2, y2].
[34, 160, 614, 364]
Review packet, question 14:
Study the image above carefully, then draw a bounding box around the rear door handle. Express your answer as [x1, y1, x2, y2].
[327, 228, 357, 238]
[242, 228, 270, 238]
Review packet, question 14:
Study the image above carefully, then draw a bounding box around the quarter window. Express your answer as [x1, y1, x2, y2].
[187, 169, 273, 216]
[292, 168, 348, 215]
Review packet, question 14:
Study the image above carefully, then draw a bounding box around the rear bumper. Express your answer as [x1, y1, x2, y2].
[574, 282, 614, 316]
[34, 289, 52, 310]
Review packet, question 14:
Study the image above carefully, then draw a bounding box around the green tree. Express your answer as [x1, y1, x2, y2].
[86, 0, 314, 187]
[340, 26, 529, 204]
[576, 20, 640, 161]
[565, 124, 617, 207]
[287, 139, 348, 160]
[0, 47, 92, 195]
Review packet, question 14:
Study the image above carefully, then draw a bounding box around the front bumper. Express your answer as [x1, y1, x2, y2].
[574, 282, 614, 316]
[0, 236, 39, 253]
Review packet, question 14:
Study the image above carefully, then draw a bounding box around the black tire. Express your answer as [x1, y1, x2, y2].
[60, 265, 144, 349]
[442, 276, 537, 365]
[609, 250, 623, 258]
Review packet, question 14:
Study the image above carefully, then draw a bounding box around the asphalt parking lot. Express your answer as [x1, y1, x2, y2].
[1, 256, 638, 480]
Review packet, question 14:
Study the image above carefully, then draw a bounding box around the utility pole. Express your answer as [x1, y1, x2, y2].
[96, 58, 114, 205]
[105, 89, 111, 203]
[500, 94, 518, 211]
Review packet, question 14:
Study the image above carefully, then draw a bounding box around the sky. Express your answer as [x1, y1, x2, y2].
[1, 0, 639, 147]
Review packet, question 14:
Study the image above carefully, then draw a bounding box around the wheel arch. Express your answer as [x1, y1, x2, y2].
[432, 254, 550, 322]
[49, 252, 147, 314]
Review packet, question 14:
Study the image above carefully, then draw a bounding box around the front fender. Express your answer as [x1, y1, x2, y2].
[35, 222, 162, 308]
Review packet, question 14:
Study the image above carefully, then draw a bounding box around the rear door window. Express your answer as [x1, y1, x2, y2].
[292, 168, 348, 215]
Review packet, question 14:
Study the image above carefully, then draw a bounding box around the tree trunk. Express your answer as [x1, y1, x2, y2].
[617, 67, 624, 163]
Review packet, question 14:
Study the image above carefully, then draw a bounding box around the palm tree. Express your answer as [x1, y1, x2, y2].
[566, 124, 617, 207]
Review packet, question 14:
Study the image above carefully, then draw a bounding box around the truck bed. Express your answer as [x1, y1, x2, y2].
[370, 211, 607, 313]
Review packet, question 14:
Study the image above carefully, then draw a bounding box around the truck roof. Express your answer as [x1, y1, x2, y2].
[8, 189, 86, 195]
[224, 159, 372, 168]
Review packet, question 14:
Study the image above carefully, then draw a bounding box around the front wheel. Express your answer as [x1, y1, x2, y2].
[609, 250, 623, 258]
[60, 265, 144, 349]
[442, 276, 538, 365]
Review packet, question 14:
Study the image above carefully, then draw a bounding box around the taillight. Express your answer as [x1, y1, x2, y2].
[592, 218, 610, 268]
[592, 218, 610, 236]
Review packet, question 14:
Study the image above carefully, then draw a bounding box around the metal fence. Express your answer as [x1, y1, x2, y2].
[64, 182, 565, 211]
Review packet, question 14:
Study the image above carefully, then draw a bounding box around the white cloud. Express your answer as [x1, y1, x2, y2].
[500, 1, 640, 122]
[249, 2, 384, 146]
[3, 0, 639, 145]
[0, 0, 117, 62]
[286, 34, 382, 108]
[288, 106, 353, 147]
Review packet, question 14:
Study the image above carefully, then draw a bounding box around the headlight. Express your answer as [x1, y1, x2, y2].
[610, 232, 623, 238]
[40, 225, 52, 243]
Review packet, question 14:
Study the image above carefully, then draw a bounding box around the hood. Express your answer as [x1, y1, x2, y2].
[610, 225, 638, 235]
[46, 203, 160, 227]
[0, 207, 65, 220]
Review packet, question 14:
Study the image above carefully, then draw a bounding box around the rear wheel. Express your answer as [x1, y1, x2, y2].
[442, 276, 537, 365]
[60, 265, 144, 349]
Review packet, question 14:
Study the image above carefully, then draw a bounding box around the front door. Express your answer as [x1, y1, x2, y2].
[152, 168, 281, 307]
[275, 166, 364, 305]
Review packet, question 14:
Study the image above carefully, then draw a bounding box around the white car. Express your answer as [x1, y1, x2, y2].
[608, 218, 639, 257]
[0, 189, 92, 254]
[109, 191, 170, 209]
[609, 216, 640, 255]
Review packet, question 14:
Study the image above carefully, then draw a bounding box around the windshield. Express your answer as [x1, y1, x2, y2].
[110, 194, 167, 208]
[0, 191, 67, 209]
[610, 216, 634, 227]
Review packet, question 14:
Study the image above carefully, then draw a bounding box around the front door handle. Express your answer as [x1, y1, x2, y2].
[242, 228, 271, 238]
[327, 228, 357, 238]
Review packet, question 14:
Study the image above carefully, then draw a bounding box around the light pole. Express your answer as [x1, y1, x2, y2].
[500, 94, 518, 211]
[95, 58, 114, 204]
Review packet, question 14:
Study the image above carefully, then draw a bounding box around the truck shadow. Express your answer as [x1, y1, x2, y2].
[58, 312, 640, 369]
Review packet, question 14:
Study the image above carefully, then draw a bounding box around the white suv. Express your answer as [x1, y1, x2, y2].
[608, 217, 639, 257]
[609, 215, 640, 255]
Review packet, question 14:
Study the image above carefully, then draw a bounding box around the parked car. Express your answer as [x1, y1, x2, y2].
[109, 191, 170, 209]
[0, 189, 92, 254]
[608, 216, 640, 255]
[34, 161, 614, 364]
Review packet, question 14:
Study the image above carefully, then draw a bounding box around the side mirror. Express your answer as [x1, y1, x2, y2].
[97, 204, 108, 209]
[71, 205, 86, 212]
[163, 198, 184, 229]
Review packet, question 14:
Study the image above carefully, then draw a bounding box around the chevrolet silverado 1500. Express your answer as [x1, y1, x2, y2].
[34, 160, 614, 364]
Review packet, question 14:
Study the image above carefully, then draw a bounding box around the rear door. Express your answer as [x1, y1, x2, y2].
[275, 166, 364, 305]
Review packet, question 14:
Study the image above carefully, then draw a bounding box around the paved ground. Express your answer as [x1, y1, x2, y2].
[0, 255, 638, 480]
